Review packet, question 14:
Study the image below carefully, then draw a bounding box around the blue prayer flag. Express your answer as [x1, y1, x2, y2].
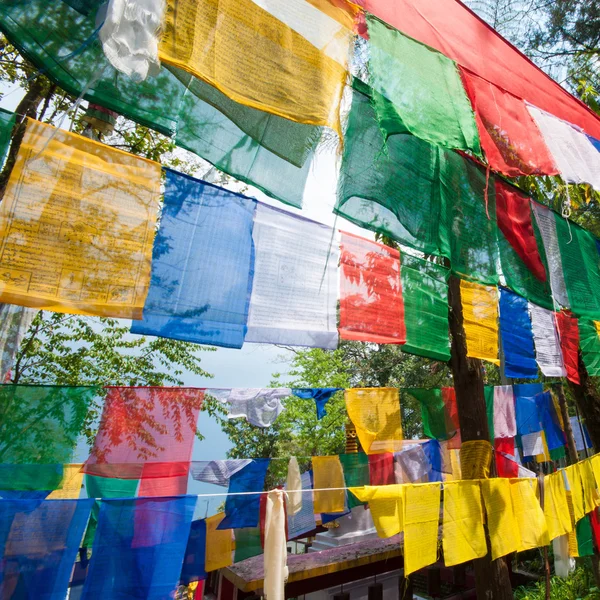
[287, 471, 316, 538]
[587, 135, 600, 153]
[499, 288, 538, 379]
[131, 169, 256, 349]
[180, 519, 206, 585]
[292, 388, 342, 420]
[218, 459, 270, 530]
[422, 440, 443, 482]
[0, 498, 93, 600]
[515, 387, 543, 436]
[535, 392, 565, 451]
[82, 496, 196, 600]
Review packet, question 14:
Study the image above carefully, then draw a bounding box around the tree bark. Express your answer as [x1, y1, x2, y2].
[447, 275, 513, 600]
[554, 383, 579, 464]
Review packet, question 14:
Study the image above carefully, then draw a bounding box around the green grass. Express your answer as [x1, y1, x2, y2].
[514, 567, 600, 599]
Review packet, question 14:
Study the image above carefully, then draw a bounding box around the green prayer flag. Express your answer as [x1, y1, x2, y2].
[407, 389, 447, 440]
[549, 446, 566, 461]
[579, 318, 600, 376]
[234, 527, 262, 562]
[339, 453, 369, 508]
[576, 515, 595, 557]
[0, 464, 63, 491]
[366, 14, 481, 155]
[483, 386, 495, 442]
[0, 108, 15, 166]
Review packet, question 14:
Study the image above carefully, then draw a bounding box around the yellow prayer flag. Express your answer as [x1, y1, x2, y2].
[403, 483, 441, 575]
[312, 456, 346, 514]
[564, 466, 585, 523]
[544, 472, 573, 541]
[47, 464, 84, 499]
[565, 491, 579, 557]
[535, 431, 551, 463]
[205, 513, 234, 572]
[481, 479, 520, 560]
[459, 280, 500, 365]
[349, 485, 404, 538]
[442, 481, 487, 567]
[579, 459, 600, 512]
[345, 388, 403, 454]
[592, 455, 600, 490]
[0, 120, 160, 318]
[459, 440, 492, 479]
[509, 478, 549, 551]
[160, 0, 351, 138]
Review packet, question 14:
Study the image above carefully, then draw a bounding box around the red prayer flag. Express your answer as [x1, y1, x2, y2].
[194, 581, 205, 600]
[138, 463, 190, 497]
[352, 0, 600, 140]
[339, 232, 406, 345]
[368, 453, 395, 485]
[442, 387, 461, 450]
[556, 311, 581, 385]
[495, 180, 547, 281]
[494, 437, 515, 457]
[590, 509, 600, 553]
[461, 69, 558, 177]
[495, 451, 519, 478]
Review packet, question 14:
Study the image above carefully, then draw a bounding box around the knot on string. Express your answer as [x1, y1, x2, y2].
[459, 440, 493, 479]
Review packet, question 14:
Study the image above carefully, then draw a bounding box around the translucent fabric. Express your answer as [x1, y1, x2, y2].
[499, 288, 537, 379]
[233, 527, 262, 563]
[495, 181, 546, 282]
[536, 392, 565, 452]
[285, 457, 302, 516]
[287, 472, 316, 538]
[219, 459, 270, 529]
[368, 453, 395, 485]
[339, 232, 405, 344]
[481, 479, 520, 559]
[339, 453, 369, 509]
[579, 319, 600, 376]
[0, 119, 161, 318]
[515, 387, 542, 436]
[571, 417, 592, 453]
[442, 481, 486, 567]
[159, 0, 351, 137]
[190, 460, 251, 487]
[207, 514, 235, 572]
[522, 431, 544, 458]
[394, 444, 429, 483]
[544, 472, 573, 541]
[0, 465, 63, 493]
[263, 490, 288, 600]
[100, 0, 165, 82]
[47, 464, 84, 500]
[292, 388, 341, 420]
[85, 387, 203, 475]
[576, 516, 594, 557]
[226, 388, 290, 428]
[400, 255, 451, 362]
[509, 479, 549, 551]
[0, 385, 98, 468]
[0, 304, 36, 381]
[565, 466, 585, 522]
[493, 385, 517, 439]
[181, 520, 206, 584]
[578, 461, 598, 515]
[245, 204, 339, 349]
[312, 456, 346, 514]
[0, 498, 93, 600]
[402, 483, 441, 575]
[531, 202, 570, 308]
[527, 106, 600, 191]
[529, 304, 566, 377]
[460, 70, 558, 177]
[555, 215, 600, 319]
[349, 485, 404, 538]
[82, 496, 196, 600]
[130, 171, 256, 349]
[459, 440, 492, 480]
[0, 0, 317, 209]
[345, 388, 403, 454]
[422, 440, 444, 483]
[0, 108, 15, 165]
[366, 15, 480, 155]
[460, 280, 499, 365]
[555, 312, 580, 385]
[407, 388, 447, 441]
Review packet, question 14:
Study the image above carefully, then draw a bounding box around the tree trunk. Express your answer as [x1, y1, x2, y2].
[447, 275, 513, 600]
[568, 351, 600, 450]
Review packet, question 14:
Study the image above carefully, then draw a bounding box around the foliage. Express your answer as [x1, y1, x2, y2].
[514, 566, 600, 600]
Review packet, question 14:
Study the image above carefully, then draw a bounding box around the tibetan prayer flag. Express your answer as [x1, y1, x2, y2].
[349, 485, 404, 538]
[206, 514, 234, 572]
[219, 459, 270, 529]
[85, 387, 203, 477]
[400, 254, 451, 361]
[292, 388, 341, 420]
[579, 319, 600, 376]
[556, 311, 580, 385]
[442, 481, 486, 566]
[339, 232, 406, 344]
[484, 386, 495, 441]
[509, 478, 549, 551]
[82, 496, 196, 600]
[160, 0, 350, 137]
[366, 14, 480, 155]
[286, 457, 302, 516]
[394, 444, 429, 483]
[181, 520, 207, 584]
[0, 108, 15, 165]
[496, 450, 519, 478]
[368, 453, 395, 486]
[0, 119, 160, 318]
[565, 466, 585, 522]
[460, 70, 558, 177]
[190, 460, 251, 487]
[0, 498, 93, 600]
[571, 417, 593, 453]
[138, 463, 190, 497]
[0, 385, 98, 469]
[408, 388, 448, 441]
[482, 479, 520, 559]
[422, 440, 444, 483]
[529, 303, 566, 377]
[234, 527, 262, 563]
[544, 472, 573, 541]
[460, 280, 500, 365]
[403, 483, 441, 575]
[131, 171, 256, 349]
[576, 516, 595, 557]
[287, 471, 316, 538]
[225, 388, 290, 428]
[345, 388, 403, 454]
[493, 385, 517, 439]
[495, 181, 546, 281]
[47, 464, 84, 499]
[536, 392, 565, 452]
[442, 387, 461, 450]
[579, 460, 599, 515]
[312, 456, 346, 514]
[0, 464, 63, 493]
[515, 385, 543, 436]
[340, 453, 369, 509]
[245, 204, 339, 349]
[85, 474, 140, 499]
